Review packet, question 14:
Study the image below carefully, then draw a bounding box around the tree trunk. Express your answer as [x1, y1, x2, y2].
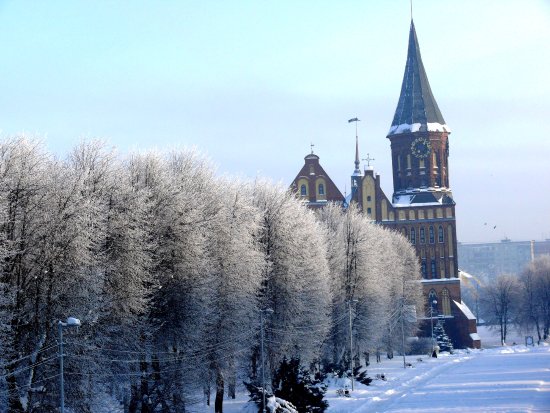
[228, 359, 236, 399]
[6, 374, 25, 413]
[215, 368, 224, 413]
[140, 358, 150, 413]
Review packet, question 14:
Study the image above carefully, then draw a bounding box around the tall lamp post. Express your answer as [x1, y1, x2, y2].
[260, 308, 273, 413]
[59, 317, 81, 413]
[347, 299, 358, 391]
[430, 300, 437, 353]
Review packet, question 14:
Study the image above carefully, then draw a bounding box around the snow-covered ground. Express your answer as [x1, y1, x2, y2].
[325, 345, 550, 412]
[205, 343, 550, 413]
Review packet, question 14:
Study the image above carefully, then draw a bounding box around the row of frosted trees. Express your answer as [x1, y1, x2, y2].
[0, 138, 423, 412]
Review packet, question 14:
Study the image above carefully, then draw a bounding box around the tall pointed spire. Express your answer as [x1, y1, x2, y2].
[354, 134, 361, 174]
[388, 21, 450, 136]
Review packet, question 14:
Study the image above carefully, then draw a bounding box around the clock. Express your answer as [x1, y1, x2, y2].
[411, 137, 431, 159]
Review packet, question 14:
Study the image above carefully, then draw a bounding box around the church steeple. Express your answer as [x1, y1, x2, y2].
[354, 135, 361, 175]
[387, 20, 453, 196]
[388, 20, 449, 136]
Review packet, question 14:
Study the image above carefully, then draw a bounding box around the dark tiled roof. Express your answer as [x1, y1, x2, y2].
[389, 21, 446, 135]
[411, 192, 438, 204]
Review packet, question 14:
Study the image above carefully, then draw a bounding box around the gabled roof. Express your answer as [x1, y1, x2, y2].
[388, 21, 449, 136]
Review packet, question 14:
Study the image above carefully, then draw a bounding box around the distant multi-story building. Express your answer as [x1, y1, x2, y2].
[291, 20, 479, 348]
[458, 239, 550, 280]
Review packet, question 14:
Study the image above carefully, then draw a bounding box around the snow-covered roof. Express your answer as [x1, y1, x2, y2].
[388, 122, 451, 136]
[458, 269, 473, 279]
[388, 21, 448, 137]
[470, 333, 481, 341]
[454, 300, 477, 321]
[392, 190, 454, 207]
[421, 278, 459, 284]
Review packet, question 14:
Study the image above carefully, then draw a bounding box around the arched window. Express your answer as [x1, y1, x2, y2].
[420, 227, 425, 244]
[429, 226, 435, 244]
[410, 228, 416, 245]
[300, 184, 307, 196]
[318, 183, 325, 195]
[441, 288, 451, 315]
[438, 226, 444, 243]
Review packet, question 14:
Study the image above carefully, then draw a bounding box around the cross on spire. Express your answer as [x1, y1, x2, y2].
[362, 153, 375, 168]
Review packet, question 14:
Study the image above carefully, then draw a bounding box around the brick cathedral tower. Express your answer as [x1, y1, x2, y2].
[290, 20, 479, 348]
[348, 20, 479, 348]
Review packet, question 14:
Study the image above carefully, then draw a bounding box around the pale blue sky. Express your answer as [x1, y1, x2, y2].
[0, 1, 548, 242]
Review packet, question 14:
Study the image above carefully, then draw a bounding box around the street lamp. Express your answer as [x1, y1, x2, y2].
[58, 317, 81, 413]
[260, 308, 273, 413]
[430, 300, 437, 354]
[347, 299, 358, 391]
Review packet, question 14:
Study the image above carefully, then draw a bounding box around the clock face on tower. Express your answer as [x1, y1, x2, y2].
[411, 137, 431, 159]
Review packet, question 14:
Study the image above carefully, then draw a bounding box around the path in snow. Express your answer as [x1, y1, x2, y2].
[326, 346, 550, 413]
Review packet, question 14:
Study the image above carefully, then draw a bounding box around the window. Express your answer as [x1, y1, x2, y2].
[421, 260, 427, 277]
[318, 183, 325, 195]
[420, 228, 425, 244]
[300, 184, 307, 196]
[438, 226, 444, 243]
[441, 288, 451, 315]
[410, 228, 416, 245]
[367, 207, 372, 214]
[431, 259, 437, 278]
[367, 195, 371, 201]
[429, 226, 435, 244]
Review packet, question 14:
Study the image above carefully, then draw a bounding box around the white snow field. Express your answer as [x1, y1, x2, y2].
[206, 344, 550, 413]
[325, 346, 550, 413]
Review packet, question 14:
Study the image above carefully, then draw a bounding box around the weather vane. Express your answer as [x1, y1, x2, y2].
[310, 142, 315, 154]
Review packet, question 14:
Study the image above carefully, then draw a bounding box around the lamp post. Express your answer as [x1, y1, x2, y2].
[260, 308, 273, 413]
[58, 317, 81, 413]
[347, 299, 358, 391]
[400, 299, 406, 369]
[430, 300, 437, 353]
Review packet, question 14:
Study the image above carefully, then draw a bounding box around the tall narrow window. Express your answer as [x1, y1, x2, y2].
[300, 184, 307, 196]
[431, 259, 437, 278]
[410, 228, 416, 245]
[421, 260, 427, 278]
[429, 226, 435, 244]
[318, 183, 325, 195]
[441, 288, 451, 315]
[438, 226, 444, 243]
[420, 228, 425, 244]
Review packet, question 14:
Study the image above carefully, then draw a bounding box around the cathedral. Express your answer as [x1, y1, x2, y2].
[291, 20, 480, 349]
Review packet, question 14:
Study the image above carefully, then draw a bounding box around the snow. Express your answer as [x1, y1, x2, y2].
[388, 122, 451, 135]
[66, 317, 81, 326]
[453, 300, 476, 320]
[206, 344, 550, 413]
[470, 333, 481, 341]
[324, 345, 550, 412]
[458, 269, 473, 278]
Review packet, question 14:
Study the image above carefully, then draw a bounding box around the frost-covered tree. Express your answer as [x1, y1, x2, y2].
[517, 256, 550, 342]
[480, 274, 520, 345]
[200, 180, 263, 413]
[252, 182, 331, 384]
